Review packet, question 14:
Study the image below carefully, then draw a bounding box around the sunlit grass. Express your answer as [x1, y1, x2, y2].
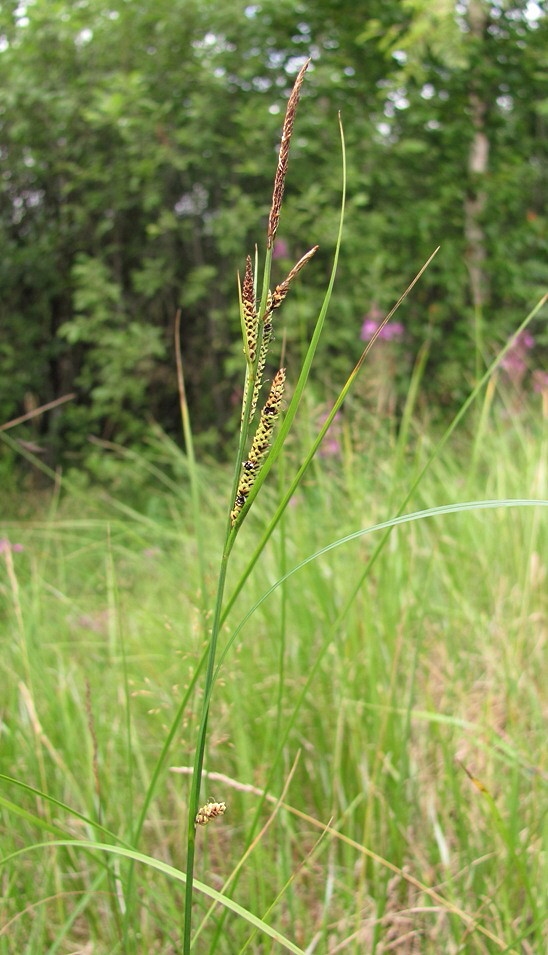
[1, 392, 546, 952]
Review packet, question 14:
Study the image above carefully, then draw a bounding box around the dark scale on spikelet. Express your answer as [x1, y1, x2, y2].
[231, 368, 286, 526]
[271, 282, 289, 311]
[195, 799, 227, 827]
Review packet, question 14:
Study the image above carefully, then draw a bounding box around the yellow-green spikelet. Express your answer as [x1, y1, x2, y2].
[241, 256, 258, 424]
[231, 368, 286, 526]
[241, 255, 257, 362]
[249, 284, 288, 421]
[249, 247, 317, 422]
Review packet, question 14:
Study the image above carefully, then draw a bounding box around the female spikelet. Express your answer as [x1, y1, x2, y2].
[231, 368, 286, 525]
[249, 246, 317, 422]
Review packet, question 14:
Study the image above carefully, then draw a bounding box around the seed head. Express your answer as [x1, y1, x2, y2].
[195, 799, 227, 827]
[231, 368, 286, 526]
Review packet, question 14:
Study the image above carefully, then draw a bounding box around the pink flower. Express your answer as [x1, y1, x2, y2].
[380, 320, 404, 342]
[360, 314, 404, 343]
[272, 238, 289, 260]
[361, 318, 380, 341]
[532, 370, 548, 393]
[320, 437, 341, 456]
[501, 330, 536, 383]
[318, 408, 342, 457]
[516, 331, 535, 351]
[501, 351, 527, 376]
[0, 539, 24, 554]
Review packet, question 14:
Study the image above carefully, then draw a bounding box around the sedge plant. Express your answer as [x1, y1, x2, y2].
[180, 58, 443, 952]
[182, 59, 317, 949]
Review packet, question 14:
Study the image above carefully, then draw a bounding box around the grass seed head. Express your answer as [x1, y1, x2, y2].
[195, 799, 227, 827]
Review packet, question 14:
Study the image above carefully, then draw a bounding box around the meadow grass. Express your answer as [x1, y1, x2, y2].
[0, 392, 546, 953]
[1, 62, 547, 955]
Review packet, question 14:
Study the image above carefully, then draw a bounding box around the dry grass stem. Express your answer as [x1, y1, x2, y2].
[0, 393, 75, 432]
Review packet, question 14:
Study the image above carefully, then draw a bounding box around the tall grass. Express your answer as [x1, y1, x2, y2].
[1, 63, 547, 954]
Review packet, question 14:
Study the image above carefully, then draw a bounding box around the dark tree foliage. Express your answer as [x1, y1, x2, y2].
[0, 0, 546, 468]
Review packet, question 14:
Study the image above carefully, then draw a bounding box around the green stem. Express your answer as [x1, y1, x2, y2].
[182, 545, 231, 952]
[182, 246, 274, 952]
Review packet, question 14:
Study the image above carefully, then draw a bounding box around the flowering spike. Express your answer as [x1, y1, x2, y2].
[267, 59, 310, 249]
[271, 245, 319, 312]
[241, 255, 257, 362]
[195, 799, 227, 827]
[248, 246, 317, 422]
[231, 368, 286, 526]
[249, 294, 274, 422]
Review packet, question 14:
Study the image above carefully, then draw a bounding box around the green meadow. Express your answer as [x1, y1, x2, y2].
[0, 22, 548, 955]
[1, 391, 546, 953]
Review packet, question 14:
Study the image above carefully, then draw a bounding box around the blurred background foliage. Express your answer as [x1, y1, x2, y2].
[0, 0, 546, 473]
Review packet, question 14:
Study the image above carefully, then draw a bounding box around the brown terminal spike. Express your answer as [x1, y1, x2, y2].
[267, 59, 310, 249]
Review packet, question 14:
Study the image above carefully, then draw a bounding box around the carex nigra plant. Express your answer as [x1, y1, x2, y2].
[181, 59, 440, 951]
[182, 59, 316, 951]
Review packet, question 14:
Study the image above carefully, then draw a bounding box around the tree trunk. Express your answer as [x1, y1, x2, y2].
[464, 0, 490, 311]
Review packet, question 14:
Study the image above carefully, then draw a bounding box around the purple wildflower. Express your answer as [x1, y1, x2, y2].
[380, 320, 404, 342]
[318, 408, 342, 457]
[532, 370, 548, 394]
[517, 331, 535, 351]
[360, 310, 404, 343]
[320, 437, 341, 456]
[361, 318, 380, 341]
[501, 350, 527, 377]
[272, 238, 289, 260]
[0, 539, 24, 554]
[501, 330, 536, 383]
